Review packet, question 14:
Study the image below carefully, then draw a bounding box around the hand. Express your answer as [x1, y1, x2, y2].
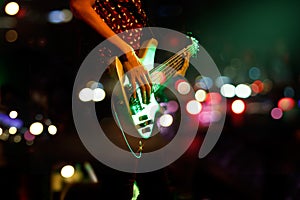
[175, 52, 191, 77]
[123, 51, 152, 103]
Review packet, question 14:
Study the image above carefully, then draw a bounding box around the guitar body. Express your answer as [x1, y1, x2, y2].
[102, 37, 198, 155]
[111, 38, 161, 140]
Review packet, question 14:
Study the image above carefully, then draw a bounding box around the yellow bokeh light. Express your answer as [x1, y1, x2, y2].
[30, 122, 44, 135]
[5, 2, 20, 16]
[195, 89, 207, 102]
[48, 125, 57, 135]
[9, 110, 18, 119]
[9, 127, 17, 135]
[61, 165, 75, 178]
[5, 30, 18, 43]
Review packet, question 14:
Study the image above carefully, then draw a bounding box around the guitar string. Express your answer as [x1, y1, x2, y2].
[150, 45, 196, 81]
[150, 45, 197, 84]
[149, 44, 194, 75]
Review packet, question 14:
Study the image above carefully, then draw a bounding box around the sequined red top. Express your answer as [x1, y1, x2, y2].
[94, 0, 148, 50]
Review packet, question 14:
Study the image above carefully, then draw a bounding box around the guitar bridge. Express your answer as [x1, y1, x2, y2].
[136, 119, 153, 129]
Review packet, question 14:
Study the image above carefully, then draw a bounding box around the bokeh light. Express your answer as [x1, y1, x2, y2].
[0, 128, 2, 135]
[262, 79, 273, 94]
[152, 71, 166, 84]
[248, 67, 261, 80]
[195, 89, 207, 102]
[61, 165, 75, 178]
[235, 84, 251, 98]
[24, 130, 35, 141]
[215, 76, 231, 88]
[251, 80, 264, 94]
[79, 88, 93, 102]
[205, 92, 222, 105]
[159, 114, 173, 127]
[271, 108, 283, 119]
[9, 110, 18, 119]
[48, 125, 57, 135]
[176, 81, 191, 95]
[220, 84, 235, 98]
[231, 99, 246, 114]
[5, 2, 19, 16]
[93, 88, 106, 102]
[13, 135, 22, 143]
[9, 127, 17, 134]
[48, 9, 73, 24]
[186, 100, 202, 115]
[29, 122, 44, 135]
[166, 100, 179, 113]
[278, 97, 295, 111]
[283, 86, 295, 98]
[5, 29, 18, 42]
[195, 76, 213, 90]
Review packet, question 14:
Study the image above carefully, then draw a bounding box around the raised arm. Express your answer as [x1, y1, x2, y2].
[69, 0, 152, 100]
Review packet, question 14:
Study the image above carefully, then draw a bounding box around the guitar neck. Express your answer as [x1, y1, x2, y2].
[149, 44, 197, 93]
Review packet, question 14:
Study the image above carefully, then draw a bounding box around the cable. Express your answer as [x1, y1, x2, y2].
[112, 103, 142, 159]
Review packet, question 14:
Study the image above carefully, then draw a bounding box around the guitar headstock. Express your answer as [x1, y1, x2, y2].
[186, 34, 200, 57]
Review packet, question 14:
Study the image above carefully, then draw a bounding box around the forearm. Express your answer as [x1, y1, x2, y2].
[70, 0, 133, 53]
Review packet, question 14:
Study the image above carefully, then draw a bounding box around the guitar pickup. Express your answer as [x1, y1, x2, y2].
[142, 127, 151, 134]
[138, 115, 148, 121]
[136, 120, 153, 129]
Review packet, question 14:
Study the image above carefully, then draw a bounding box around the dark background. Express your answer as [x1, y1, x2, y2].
[0, 0, 300, 199]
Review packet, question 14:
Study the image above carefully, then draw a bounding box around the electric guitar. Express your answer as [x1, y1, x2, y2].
[110, 37, 199, 138]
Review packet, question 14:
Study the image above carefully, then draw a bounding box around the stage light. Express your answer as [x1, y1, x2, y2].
[48, 125, 57, 135]
[186, 100, 202, 115]
[5, 2, 19, 16]
[271, 108, 283, 120]
[278, 97, 295, 111]
[79, 88, 93, 102]
[29, 122, 43, 135]
[231, 99, 246, 114]
[159, 114, 173, 127]
[9, 110, 18, 119]
[235, 84, 251, 98]
[93, 88, 106, 102]
[5, 29, 18, 42]
[195, 89, 206, 102]
[0, 128, 3, 135]
[61, 165, 75, 178]
[9, 127, 17, 134]
[220, 84, 235, 98]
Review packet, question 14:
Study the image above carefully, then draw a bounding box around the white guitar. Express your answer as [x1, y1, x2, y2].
[111, 37, 199, 142]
